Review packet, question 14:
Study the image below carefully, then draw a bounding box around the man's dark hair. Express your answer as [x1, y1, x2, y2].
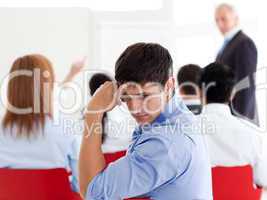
[177, 64, 202, 95]
[89, 73, 112, 96]
[115, 43, 173, 85]
[199, 62, 236, 104]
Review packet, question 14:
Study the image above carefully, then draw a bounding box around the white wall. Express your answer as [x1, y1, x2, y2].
[90, 1, 174, 73]
[0, 8, 92, 115]
[0, 8, 91, 75]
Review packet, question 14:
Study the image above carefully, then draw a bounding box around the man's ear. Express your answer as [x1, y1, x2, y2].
[165, 77, 175, 95]
[199, 89, 206, 105]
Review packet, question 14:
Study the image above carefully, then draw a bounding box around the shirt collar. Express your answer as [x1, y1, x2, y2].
[224, 27, 241, 42]
[183, 99, 201, 106]
[161, 95, 190, 120]
[132, 96, 190, 138]
[150, 95, 192, 127]
[201, 103, 231, 115]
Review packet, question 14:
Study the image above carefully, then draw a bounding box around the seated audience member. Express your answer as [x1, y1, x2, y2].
[177, 64, 202, 114]
[0, 54, 85, 192]
[79, 43, 212, 200]
[199, 62, 267, 188]
[88, 73, 135, 153]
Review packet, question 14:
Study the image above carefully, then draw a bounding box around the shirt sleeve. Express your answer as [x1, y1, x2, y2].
[52, 113, 82, 193]
[68, 136, 81, 193]
[86, 135, 190, 200]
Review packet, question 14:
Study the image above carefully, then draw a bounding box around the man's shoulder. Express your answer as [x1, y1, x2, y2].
[138, 126, 174, 144]
[137, 121, 195, 146]
[199, 111, 262, 135]
[234, 31, 256, 47]
[132, 125, 196, 166]
[236, 117, 263, 133]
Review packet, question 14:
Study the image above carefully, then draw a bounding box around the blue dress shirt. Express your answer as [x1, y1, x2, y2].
[86, 97, 213, 200]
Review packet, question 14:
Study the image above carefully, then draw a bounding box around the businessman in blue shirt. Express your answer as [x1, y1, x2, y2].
[79, 43, 212, 200]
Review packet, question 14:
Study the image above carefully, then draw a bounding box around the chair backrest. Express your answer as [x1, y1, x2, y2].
[104, 150, 127, 164]
[104, 151, 149, 200]
[212, 165, 262, 200]
[0, 168, 82, 200]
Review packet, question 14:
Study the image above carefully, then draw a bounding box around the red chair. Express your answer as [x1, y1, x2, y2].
[104, 151, 149, 200]
[104, 150, 127, 164]
[0, 168, 82, 200]
[212, 165, 262, 200]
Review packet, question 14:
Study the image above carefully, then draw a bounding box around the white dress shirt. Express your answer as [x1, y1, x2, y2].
[102, 105, 136, 153]
[183, 99, 201, 106]
[0, 114, 80, 192]
[72, 104, 135, 153]
[199, 103, 267, 188]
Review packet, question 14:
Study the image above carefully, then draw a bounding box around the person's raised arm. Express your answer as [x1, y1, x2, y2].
[60, 57, 87, 86]
[79, 81, 118, 198]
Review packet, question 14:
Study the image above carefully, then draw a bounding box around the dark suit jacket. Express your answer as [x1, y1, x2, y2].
[216, 30, 258, 124]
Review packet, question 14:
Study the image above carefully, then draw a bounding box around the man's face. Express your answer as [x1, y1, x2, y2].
[215, 7, 238, 35]
[119, 82, 168, 125]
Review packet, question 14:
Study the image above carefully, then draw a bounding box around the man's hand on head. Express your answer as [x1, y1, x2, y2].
[87, 81, 119, 114]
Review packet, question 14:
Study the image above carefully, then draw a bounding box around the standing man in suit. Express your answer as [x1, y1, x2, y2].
[215, 3, 258, 124]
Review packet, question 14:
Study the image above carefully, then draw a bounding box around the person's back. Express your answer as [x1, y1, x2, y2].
[0, 115, 77, 166]
[0, 115, 79, 190]
[0, 54, 81, 192]
[199, 62, 267, 188]
[200, 104, 263, 164]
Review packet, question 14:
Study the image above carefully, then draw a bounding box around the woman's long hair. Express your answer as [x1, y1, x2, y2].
[2, 54, 55, 137]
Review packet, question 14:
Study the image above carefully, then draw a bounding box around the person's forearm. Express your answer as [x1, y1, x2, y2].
[79, 112, 106, 198]
[61, 73, 75, 86]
